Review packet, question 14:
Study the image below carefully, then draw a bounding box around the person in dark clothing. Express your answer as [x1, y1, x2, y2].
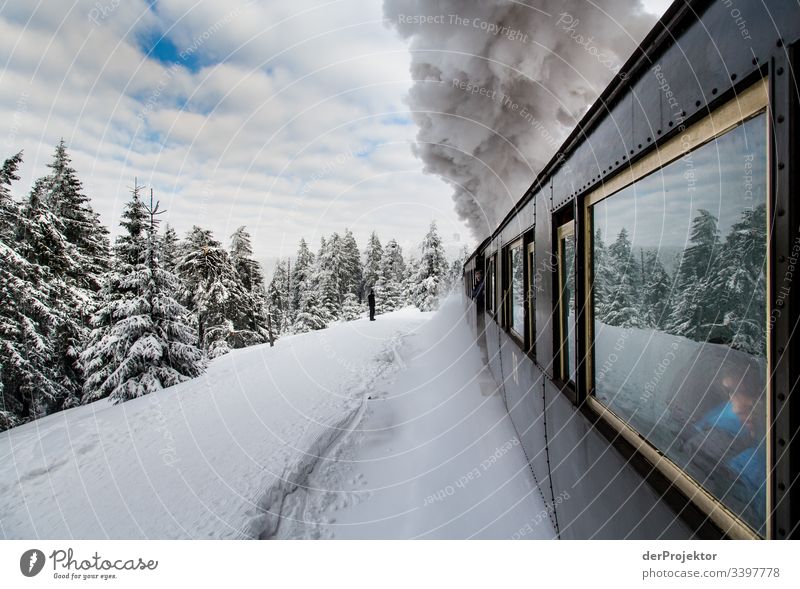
[368, 288, 376, 321]
[471, 270, 485, 311]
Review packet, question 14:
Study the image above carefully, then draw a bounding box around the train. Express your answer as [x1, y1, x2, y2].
[463, 0, 799, 539]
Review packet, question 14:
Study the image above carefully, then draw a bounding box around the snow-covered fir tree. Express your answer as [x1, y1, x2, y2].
[19, 176, 89, 409]
[592, 229, 610, 319]
[640, 249, 672, 329]
[0, 152, 63, 429]
[290, 238, 314, 324]
[600, 228, 643, 328]
[340, 292, 364, 321]
[293, 240, 329, 333]
[81, 186, 204, 403]
[713, 204, 767, 356]
[229, 226, 271, 347]
[410, 221, 448, 311]
[176, 226, 251, 357]
[267, 258, 291, 334]
[375, 238, 406, 313]
[446, 245, 470, 293]
[42, 140, 110, 295]
[666, 209, 722, 340]
[361, 231, 382, 298]
[160, 223, 179, 273]
[403, 254, 419, 307]
[6, 141, 112, 409]
[316, 233, 343, 320]
[0, 151, 24, 242]
[340, 228, 362, 300]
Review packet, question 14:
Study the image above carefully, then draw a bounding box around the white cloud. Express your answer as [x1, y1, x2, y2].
[1, 0, 471, 273]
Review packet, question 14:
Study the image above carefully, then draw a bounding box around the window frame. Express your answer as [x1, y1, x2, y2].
[486, 254, 496, 316]
[581, 77, 771, 540]
[504, 238, 525, 344]
[556, 220, 576, 385]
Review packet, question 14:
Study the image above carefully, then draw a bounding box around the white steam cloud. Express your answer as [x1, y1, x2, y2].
[384, 0, 659, 237]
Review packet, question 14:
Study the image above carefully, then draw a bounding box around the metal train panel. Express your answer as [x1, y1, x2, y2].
[493, 327, 555, 519]
[533, 193, 555, 378]
[543, 379, 692, 540]
[547, 1, 800, 213]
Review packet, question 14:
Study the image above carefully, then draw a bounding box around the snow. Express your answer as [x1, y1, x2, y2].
[274, 297, 554, 539]
[0, 297, 552, 540]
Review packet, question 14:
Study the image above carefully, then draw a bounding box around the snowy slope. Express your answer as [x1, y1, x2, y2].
[0, 309, 429, 539]
[275, 297, 556, 539]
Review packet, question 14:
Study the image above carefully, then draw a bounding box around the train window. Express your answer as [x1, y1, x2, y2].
[587, 96, 768, 536]
[486, 256, 495, 315]
[527, 242, 535, 354]
[557, 222, 576, 383]
[507, 240, 525, 339]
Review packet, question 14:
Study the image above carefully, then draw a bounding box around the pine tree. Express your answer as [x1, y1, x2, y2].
[229, 226, 270, 347]
[602, 228, 643, 328]
[375, 239, 406, 313]
[290, 238, 314, 323]
[161, 223, 179, 273]
[404, 254, 419, 307]
[361, 231, 382, 298]
[43, 140, 110, 294]
[293, 248, 328, 333]
[340, 229, 362, 300]
[0, 152, 62, 428]
[267, 258, 291, 334]
[714, 204, 767, 355]
[340, 293, 364, 321]
[666, 209, 722, 340]
[11, 141, 112, 408]
[446, 245, 470, 293]
[176, 226, 251, 357]
[592, 229, 609, 321]
[411, 221, 448, 311]
[81, 187, 204, 403]
[19, 178, 88, 409]
[640, 250, 672, 329]
[316, 233, 343, 320]
[0, 151, 24, 243]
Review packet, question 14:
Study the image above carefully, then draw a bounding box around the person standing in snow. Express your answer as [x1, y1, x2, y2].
[368, 288, 376, 321]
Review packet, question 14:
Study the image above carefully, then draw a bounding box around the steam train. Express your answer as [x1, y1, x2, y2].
[463, 0, 799, 539]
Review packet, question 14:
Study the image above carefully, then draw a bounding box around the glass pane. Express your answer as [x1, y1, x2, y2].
[528, 248, 536, 350]
[489, 259, 495, 312]
[510, 245, 524, 336]
[591, 112, 767, 534]
[560, 233, 576, 382]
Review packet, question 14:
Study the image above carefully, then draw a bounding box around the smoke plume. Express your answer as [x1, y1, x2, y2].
[384, 0, 659, 237]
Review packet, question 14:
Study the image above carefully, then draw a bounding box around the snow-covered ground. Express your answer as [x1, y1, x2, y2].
[0, 297, 552, 540]
[275, 297, 554, 539]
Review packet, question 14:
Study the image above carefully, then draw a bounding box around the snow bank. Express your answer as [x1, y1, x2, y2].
[0, 309, 429, 539]
[276, 296, 555, 539]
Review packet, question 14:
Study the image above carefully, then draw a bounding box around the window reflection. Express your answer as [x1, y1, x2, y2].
[510, 244, 524, 336]
[559, 228, 576, 383]
[591, 112, 767, 534]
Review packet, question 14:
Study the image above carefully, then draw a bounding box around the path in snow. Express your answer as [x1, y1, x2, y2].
[275, 296, 556, 539]
[0, 309, 429, 539]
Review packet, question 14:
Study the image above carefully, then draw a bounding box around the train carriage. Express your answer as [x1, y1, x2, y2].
[463, 0, 800, 539]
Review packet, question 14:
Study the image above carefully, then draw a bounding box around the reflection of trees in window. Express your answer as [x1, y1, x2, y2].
[592, 204, 766, 358]
[510, 246, 524, 335]
[561, 234, 576, 381]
